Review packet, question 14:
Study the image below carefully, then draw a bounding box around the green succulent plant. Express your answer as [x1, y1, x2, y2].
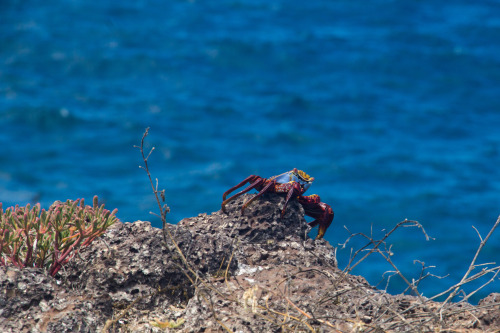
[0, 196, 118, 276]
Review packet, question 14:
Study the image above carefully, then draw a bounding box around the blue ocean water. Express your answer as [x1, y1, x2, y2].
[1, 0, 499, 303]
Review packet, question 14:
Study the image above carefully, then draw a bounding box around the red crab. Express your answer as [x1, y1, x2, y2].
[221, 168, 334, 239]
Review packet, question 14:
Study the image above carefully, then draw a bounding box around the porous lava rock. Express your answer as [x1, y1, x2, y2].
[178, 193, 337, 269]
[0, 194, 498, 332]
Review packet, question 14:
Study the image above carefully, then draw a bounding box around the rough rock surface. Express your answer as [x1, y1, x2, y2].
[0, 194, 498, 332]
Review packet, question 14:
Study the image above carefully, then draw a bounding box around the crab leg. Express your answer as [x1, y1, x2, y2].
[222, 175, 261, 201]
[240, 179, 276, 213]
[221, 176, 265, 213]
[280, 182, 304, 218]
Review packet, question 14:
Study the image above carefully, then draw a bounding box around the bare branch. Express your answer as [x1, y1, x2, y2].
[439, 215, 500, 309]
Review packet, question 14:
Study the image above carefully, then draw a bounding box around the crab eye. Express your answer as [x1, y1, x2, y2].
[296, 170, 313, 182]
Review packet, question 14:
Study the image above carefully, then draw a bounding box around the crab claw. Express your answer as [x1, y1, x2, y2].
[316, 215, 332, 239]
[309, 203, 334, 239]
[299, 195, 334, 239]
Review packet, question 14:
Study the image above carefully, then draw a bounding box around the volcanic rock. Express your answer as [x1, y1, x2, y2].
[0, 194, 498, 332]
